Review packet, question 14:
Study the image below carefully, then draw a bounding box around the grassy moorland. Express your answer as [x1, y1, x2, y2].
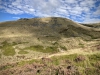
[0, 17, 100, 75]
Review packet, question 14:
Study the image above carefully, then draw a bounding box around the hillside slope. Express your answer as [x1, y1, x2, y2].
[0, 17, 100, 64]
[0, 17, 100, 41]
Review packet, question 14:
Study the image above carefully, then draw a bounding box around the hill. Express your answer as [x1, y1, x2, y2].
[0, 17, 100, 75]
[81, 23, 100, 29]
[0, 17, 100, 41]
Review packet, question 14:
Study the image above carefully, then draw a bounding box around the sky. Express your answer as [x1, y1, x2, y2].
[0, 0, 100, 23]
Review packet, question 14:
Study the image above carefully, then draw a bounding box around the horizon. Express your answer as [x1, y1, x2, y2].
[0, 0, 100, 23]
[0, 17, 100, 24]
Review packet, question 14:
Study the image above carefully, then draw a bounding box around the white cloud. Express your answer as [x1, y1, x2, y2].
[82, 14, 100, 23]
[83, 18, 100, 23]
[5, 8, 23, 14]
[0, 0, 100, 23]
[93, 6, 100, 16]
[64, 0, 77, 4]
[13, 17, 20, 19]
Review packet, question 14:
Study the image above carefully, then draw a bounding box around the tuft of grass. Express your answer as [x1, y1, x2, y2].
[1, 41, 8, 45]
[60, 46, 67, 50]
[88, 53, 100, 62]
[79, 43, 84, 48]
[18, 50, 28, 54]
[85, 67, 99, 75]
[45, 46, 59, 53]
[52, 42, 59, 46]
[12, 42, 18, 46]
[0, 64, 13, 71]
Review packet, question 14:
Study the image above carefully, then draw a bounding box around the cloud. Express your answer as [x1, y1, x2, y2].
[13, 17, 20, 19]
[0, 0, 100, 23]
[83, 18, 100, 24]
[93, 6, 100, 17]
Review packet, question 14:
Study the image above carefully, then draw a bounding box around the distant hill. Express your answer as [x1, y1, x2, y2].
[81, 23, 100, 28]
[0, 17, 100, 40]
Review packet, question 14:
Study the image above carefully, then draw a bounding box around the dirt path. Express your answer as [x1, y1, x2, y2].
[43, 48, 100, 58]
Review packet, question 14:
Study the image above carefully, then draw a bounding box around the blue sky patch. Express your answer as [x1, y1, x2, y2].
[0, 0, 100, 23]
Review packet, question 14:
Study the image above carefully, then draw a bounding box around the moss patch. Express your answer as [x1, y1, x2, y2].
[23, 45, 59, 53]
[1, 41, 15, 56]
[45, 46, 59, 53]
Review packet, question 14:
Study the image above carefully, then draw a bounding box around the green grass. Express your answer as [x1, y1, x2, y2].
[12, 42, 18, 45]
[85, 67, 99, 75]
[1, 41, 16, 56]
[45, 46, 59, 53]
[0, 64, 13, 71]
[0, 54, 1, 58]
[79, 43, 84, 48]
[23, 45, 59, 53]
[2, 45, 15, 56]
[24, 45, 44, 51]
[17, 59, 40, 66]
[18, 50, 29, 54]
[88, 53, 100, 62]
